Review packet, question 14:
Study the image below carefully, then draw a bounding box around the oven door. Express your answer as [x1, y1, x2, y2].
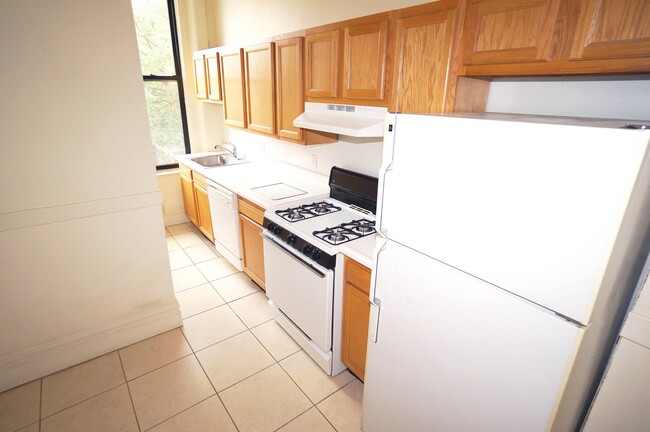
[262, 232, 334, 352]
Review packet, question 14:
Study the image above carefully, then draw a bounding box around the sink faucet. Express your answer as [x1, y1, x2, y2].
[214, 142, 240, 159]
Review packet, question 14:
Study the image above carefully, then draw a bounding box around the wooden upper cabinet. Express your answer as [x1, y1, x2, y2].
[205, 49, 223, 102]
[571, 0, 650, 61]
[305, 30, 339, 98]
[275, 37, 304, 142]
[192, 51, 207, 99]
[220, 48, 247, 128]
[464, 0, 562, 65]
[392, 1, 461, 113]
[342, 19, 389, 101]
[244, 43, 276, 135]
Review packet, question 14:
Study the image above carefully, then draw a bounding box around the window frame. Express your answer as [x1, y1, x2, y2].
[138, 0, 191, 170]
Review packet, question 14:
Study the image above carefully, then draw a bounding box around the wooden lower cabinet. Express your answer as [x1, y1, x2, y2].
[341, 256, 371, 381]
[193, 182, 214, 241]
[179, 170, 198, 227]
[179, 164, 213, 242]
[238, 197, 266, 289]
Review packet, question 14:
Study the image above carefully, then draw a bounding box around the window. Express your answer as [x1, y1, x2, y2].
[131, 0, 190, 169]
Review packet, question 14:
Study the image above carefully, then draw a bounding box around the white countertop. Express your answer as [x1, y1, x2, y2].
[177, 152, 376, 266]
[340, 234, 376, 269]
[176, 153, 330, 210]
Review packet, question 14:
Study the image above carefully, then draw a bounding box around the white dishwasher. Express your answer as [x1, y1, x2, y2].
[207, 179, 243, 271]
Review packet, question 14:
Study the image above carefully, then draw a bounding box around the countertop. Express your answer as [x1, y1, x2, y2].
[176, 152, 376, 266]
[176, 153, 330, 210]
[340, 234, 376, 269]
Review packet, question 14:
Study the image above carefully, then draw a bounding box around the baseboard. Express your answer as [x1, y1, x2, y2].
[0, 302, 182, 392]
[164, 210, 189, 227]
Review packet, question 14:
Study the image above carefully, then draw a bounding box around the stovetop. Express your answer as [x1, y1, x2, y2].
[265, 198, 376, 253]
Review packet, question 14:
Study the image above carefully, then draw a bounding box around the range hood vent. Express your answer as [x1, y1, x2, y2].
[293, 102, 388, 138]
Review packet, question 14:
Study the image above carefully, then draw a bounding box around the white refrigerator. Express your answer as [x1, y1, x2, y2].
[362, 113, 650, 432]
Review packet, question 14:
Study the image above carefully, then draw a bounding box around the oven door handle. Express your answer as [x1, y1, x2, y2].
[262, 233, 327, 278]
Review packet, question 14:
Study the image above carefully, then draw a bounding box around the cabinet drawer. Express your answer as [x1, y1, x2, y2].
[344, 256, 371, 295]
[179, 163, 193, 180]
[238, 197, 265, 225]
[192, 171, 208, 189]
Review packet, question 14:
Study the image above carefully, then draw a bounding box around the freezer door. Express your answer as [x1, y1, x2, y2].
[379, 114, 650, 324]
[363, 240, 583, 432]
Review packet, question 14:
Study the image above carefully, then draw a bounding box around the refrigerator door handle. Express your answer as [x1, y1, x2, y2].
[369, 237, 388, 343]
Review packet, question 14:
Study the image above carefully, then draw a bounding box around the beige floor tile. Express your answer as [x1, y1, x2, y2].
[171, 265, 208, 292]
[168, 249, 193, 271]
[197, 331, 275, 391]
[119, 328, 192, 381]
[229, 291, 275, 328]
[251, 320, 301, 361]
[280, 350, 354, 403]
[278, 407, 335, 432]
[211, 273, 260, 302]
[16, 422, 39, 432]
[128, 356, 214, 431]
[167, 223, 192, 235]
[196, 258, 239, 282]
[41, 385, 137, 432]
[219, 364, 311, 432]
[182, 306, 247, 351]
[165, 229, 172, 237]
[173, 231, 204, 248]
[0, 380, 40, 432]
[41, 352, 124, 418]
[166, 236, 181, 252]
[183, 243, 217, 264]
[317, 379, 364, 432]
[148, 396, 237, 432]
[176, 283, 225, 319]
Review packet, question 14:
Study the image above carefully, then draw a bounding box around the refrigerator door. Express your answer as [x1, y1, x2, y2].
[378, 114, 650, 324]
[363, 240, 583, 432]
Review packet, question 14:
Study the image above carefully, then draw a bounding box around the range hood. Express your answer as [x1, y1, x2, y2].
[293, 102, 388, 138]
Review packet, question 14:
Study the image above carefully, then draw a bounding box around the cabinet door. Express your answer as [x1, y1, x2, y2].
[571, 0, 650, 61]
[342, 20, 388, 101]
[342, 257, 371, 381]
[244, 43, 276, 135]
[464, 0, 562, 65]
[275, 37, 304, 142]
[205, 49, 222, 102]
[193, 183, 214, 242]
[220, 48, 247, 128]
[393, 4, 458, 113]
[193, 51, 207, 99]
[239, 213, 266, 289]
[180, 173, 198, 226]
[305, 30, 339, 98]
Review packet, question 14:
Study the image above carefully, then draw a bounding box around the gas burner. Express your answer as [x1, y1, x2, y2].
[326, 227, 349, 243]
[313, 219, 376, 245]
[342, 219, 376, 235]
[275, 201, 341, 222]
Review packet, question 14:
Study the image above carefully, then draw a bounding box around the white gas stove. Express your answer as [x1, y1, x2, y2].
[262, 167, 378, 375]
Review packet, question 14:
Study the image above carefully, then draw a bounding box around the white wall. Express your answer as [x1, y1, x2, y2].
[0, 0, 181, 391]
[486, 76, 650, 121]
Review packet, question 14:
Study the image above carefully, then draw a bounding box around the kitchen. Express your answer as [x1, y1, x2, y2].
[2, 0, 650, 431]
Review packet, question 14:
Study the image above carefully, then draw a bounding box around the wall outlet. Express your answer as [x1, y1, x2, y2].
[311, 154, 318, 170]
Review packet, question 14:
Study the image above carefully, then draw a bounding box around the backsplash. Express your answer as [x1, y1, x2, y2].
[224, 127, 383, 178]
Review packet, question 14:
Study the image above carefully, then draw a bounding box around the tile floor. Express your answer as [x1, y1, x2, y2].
[0, 223, 364, 432]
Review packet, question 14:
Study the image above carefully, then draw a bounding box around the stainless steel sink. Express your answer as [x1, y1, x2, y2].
[189, 153, 247, 168]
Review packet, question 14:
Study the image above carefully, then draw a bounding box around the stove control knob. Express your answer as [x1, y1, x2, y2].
[302, 244, 313, 255]
[312, 249, 321, 260]
[287, 234, 297, 245]
[267, 222, 276, 231]
[273, 225, 283, 236]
